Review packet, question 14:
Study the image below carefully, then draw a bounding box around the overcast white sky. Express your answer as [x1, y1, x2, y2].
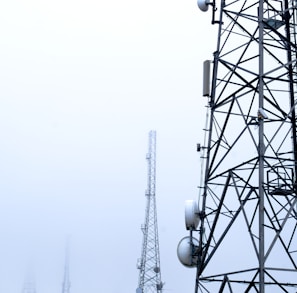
[0, 0, 216, 292]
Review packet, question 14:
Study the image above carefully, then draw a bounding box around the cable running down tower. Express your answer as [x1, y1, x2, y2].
[137, 130, 163, 293]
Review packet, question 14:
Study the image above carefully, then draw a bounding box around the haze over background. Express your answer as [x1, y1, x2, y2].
[0, 0, 216, 292]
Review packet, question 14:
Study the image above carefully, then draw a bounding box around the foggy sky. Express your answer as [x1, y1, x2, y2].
[0, 0, 216, 292]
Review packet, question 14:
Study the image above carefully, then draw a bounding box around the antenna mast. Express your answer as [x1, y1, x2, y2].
[62, 239, 71, 293]
[137, 130, 163, 293]
[22, 271, 36, 293]
[178, 0, 297, 291]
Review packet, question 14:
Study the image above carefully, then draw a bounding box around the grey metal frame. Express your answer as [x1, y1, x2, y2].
[194, 0, 297, 291]
[137, 131, 163, 293]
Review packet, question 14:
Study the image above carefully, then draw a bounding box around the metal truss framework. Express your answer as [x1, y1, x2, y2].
[194, 0, 297, 291]
[22, 273, 36, 293]
[137, 130, 163, 293]
[62, 239, 70, 293]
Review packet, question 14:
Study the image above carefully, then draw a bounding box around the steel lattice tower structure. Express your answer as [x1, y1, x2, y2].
[62, 239, 71, 293]
[22, 281, 36, 293]
[22, 271, 36, 293]
[182, 0, 297, 291]
[137, 130, 163, 293]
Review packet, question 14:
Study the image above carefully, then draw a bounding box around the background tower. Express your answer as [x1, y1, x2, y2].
[22, 271, 36, 293]
[62, 239, 71, 293]
[137, 130, 163, 293]
[178, 0, 297, 292]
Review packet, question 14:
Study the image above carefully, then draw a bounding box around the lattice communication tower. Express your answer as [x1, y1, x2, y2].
[177, 0, 297, 291]
[137, 130, 163, 293]
[62, 239, 71, 293]
[22, 272, 36, 293]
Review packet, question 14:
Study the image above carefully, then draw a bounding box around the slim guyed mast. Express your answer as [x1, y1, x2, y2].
[62, 239, 70, 293]
[178, 0, 297, 291]
[22, 271, 36, 293]
[137, 130, 163, 293]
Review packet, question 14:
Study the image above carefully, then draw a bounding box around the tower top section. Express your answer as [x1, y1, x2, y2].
[145, 130, 157, 197]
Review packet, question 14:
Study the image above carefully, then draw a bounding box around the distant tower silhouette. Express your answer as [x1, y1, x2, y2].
[22, 271, 36, 293]
[62, 239, 71, 293]
[137, 130, 163, 293]
[178, 0, 297, 292]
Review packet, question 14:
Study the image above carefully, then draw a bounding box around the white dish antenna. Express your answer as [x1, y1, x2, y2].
[177, 236, 199, 268]
[185, 200, 200, 230]
[197, 0, 210, 12]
